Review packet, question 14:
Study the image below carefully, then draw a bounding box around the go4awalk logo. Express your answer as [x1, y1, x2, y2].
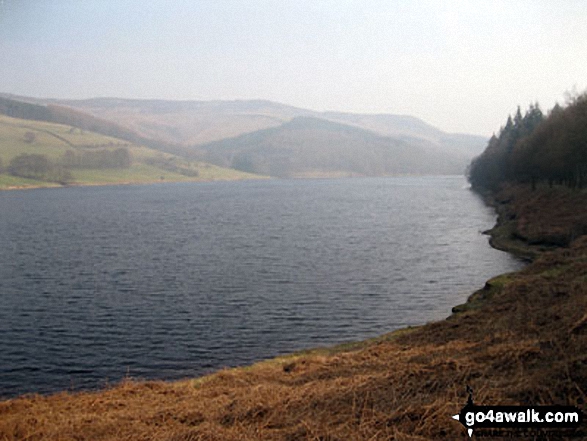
[452, 387, 583, 437]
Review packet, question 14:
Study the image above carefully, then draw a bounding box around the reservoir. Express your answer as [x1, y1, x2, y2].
[0, 176, 523, 397]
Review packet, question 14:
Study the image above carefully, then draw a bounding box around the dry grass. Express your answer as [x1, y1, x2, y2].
[493, 184, 587, 247]
[2, 184, 587, 440]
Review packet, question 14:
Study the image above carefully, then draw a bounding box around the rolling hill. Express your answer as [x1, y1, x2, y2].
[51, 98, 310, 145]
[321, 111, 487, 158]
[46, 97, 487, 158]
[193, 116, 466, 177]
[0, 94, 487, 179]
[0, 113, 264, 190]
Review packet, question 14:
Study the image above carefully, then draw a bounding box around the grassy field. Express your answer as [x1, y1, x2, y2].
[1, 184, 586, 440]
[0, 114, 265, 189]
[0, 174, 59, 189]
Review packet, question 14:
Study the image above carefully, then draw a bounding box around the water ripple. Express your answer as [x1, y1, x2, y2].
[0, 177, 523, 397]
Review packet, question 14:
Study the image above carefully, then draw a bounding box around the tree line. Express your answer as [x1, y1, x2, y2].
[468, 91, 587, 191]
[60, 148, 131, 169]
[143, 156, 199, 177]
[5, 154, 72, 184]
[3, 148, 131, 183]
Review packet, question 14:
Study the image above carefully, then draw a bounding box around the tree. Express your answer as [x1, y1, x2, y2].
[58, 148, 132, 169]
[23, 131, 36, 143]
[523, 103, 544, 134]
[8, 153, 74, 183]
[61, 150, 80, 168]
[470, 92, 587, 191]
[111, 148, 131, 168]
[48, 167, 73, 185]
[512, 106, 524, 142]
[8, 154, 51, 178]
[469, 103, 544, 190]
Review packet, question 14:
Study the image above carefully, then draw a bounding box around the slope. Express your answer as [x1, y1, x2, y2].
[321, 111, 488, 158]
[3, 95, 487, 159]
[0, 96, 187, 157]
[10, 96, 312, 146]
[0, 114, 264, 190]
[194, 116, 467, 178]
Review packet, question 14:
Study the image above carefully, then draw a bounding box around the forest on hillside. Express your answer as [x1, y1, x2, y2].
[468, 91, 587, 190]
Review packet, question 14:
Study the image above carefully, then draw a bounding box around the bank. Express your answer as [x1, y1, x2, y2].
[1, 184, 586, 440]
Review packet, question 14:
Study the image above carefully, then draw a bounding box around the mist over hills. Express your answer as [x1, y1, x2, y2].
[320, 112, 487, 158]
[0, 94, 487, 178]
[194, 116, 466, 177]
[36, 97, 311, 146]
[49, 97, 487, 157]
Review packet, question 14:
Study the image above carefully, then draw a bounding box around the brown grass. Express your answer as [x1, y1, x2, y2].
[1, 184, 587, 440]
[491, 184, 587, 248]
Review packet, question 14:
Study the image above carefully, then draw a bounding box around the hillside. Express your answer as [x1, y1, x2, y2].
[0, 114, 264, 190]
[52, 97, 311, 146]
[60, 98, 487, 158]
[194, 116, 467, 178]
[1, 95, 312, 146]
[321, 111, 487, 158]
[0, 96, 187, 157]
[2, 94, 487, 164]
[0, 95, 487, 179]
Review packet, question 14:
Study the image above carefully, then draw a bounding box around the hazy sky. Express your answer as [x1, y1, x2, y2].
[1, 0, 586, 136]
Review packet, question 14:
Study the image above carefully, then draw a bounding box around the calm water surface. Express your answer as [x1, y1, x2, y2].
[0, 177, 523, 397]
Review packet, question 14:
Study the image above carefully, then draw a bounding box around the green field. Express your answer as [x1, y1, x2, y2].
[0, 173, 59, 189]
[0, 114, 265, 189]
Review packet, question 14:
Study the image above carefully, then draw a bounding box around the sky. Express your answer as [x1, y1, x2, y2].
[1, 0, 586, 136]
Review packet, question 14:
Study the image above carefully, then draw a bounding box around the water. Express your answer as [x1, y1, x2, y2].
[0, 176, 523, 397]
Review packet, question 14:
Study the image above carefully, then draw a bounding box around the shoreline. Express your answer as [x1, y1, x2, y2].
[2, 183, 586, 439]
[0, 177, 508, 400]
[0, 175, 271, 192]
[0, 188, 547, 384]
[0, 173, 465, 192]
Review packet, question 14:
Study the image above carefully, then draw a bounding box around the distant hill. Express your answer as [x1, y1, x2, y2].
[2, 95, 487, 156]
[0, 96, 186, 156]
[20, 96, 311, 146]
[194, 116, 466, 178]
[0, 111, 264, 190]
[320, 112, 487, 158]
[0, 94, 487, 178]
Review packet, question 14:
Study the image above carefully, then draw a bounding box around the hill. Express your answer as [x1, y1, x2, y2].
[51, 97, 311, 146]
[1, 94, 487, 171]
[0, 113, 264, 190]
[194, 116, 467, 178]
[0, 96, 187, 157]
[321, 111, 487, 158]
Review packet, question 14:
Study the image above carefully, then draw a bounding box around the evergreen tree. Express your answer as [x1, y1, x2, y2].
[469, 92, 587, 191]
